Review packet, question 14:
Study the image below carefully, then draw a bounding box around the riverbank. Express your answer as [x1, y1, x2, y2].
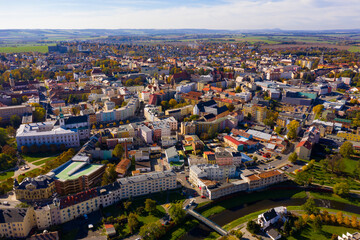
[165, 185, 360, 240]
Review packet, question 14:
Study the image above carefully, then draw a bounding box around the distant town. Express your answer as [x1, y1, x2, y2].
[0, 36, 360, 240]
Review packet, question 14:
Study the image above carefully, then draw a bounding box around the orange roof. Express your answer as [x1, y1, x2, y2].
[297, 140, 312, 150]
[247, 175, 261, 181]
[258, 170, 282, 179]
[224, 135, 243, 146]
[105, 224, 114, 229]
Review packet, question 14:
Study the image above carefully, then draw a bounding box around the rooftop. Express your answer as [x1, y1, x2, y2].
[53, 161, 103, 181]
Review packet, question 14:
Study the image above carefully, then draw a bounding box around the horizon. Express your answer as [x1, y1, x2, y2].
[1, 0, 359, 30]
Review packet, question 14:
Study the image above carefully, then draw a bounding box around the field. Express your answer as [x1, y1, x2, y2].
[0, 45, 49, 53]
[0, 171, 14, 181]
[288, 225, 358, 240]
[21, 152, 60, 163]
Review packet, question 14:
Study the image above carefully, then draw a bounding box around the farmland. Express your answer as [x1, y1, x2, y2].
[0, 45, 50, 53]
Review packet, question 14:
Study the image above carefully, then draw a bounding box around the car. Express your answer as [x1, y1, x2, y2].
[201, 195, 206, 199]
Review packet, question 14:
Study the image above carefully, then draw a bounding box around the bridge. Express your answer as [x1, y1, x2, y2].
[187, 209, 228, 236]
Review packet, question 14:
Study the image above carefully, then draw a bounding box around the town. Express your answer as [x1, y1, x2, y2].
[0, 36, 360, 240]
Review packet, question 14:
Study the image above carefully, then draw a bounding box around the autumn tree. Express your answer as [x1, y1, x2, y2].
[169, 99, 177, 108]
[169, 202, 186, 224]
[289, 152, 298, 163]
[313, 104, 324, 116]
[144, 199, 157, 214]
[113, 144, 124, 160]
[333, 182, 350, 197]
[128, 213, 140, 234]
[139, 221, 165, 240]
[101, 164, 117, 186]
[340, 141, 354, 158]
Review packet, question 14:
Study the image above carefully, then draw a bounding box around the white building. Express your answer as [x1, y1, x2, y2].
[16, 121, 80, 150]
[140, 125, 153, 144]
[257, 207, 287, 229]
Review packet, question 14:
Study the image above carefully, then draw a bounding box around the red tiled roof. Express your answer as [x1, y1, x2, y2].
[297, 140, 312, 150]
[224, 135, 243, 146]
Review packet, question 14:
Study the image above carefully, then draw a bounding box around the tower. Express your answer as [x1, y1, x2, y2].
[59, 107, 65, 127]
[9, 73, 15, 88]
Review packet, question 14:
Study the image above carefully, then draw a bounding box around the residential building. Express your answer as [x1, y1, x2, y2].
[243, 104, 267, 123]
[242, 169, 285, 190]
[13, 175, 55, 200]
[0, 208, 35, 238]
[0, 104, 33, 123]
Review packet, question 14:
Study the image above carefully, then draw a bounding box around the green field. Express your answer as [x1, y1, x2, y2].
[0, 45, 49, 53]
[288, 224, 358, 240]
[349, 46, 360, 52]
[0, 171, 14, 181]
[32, 156, 58, 166]
[22, 152, 60, 162]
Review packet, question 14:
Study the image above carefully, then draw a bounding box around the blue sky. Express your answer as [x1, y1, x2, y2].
[0, 0, 359, 29]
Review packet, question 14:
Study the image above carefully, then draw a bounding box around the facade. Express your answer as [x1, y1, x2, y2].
[242, 170, 285, 190]
[243, 104, 267, 123]
[52, 157, 105, 195]
[0, 105, 33, 123]
[16, 121, 80, 150]
[165, 146, 180, 163]
[0, 208, 35, 238]
[14, 175, 55, 200]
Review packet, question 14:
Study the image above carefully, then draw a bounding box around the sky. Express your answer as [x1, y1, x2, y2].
[0, 0, 359, 30]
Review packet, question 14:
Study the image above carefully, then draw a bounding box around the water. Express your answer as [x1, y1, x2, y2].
[181, 195, 360, 240]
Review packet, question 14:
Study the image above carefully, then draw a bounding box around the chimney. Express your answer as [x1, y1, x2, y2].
[125, 141, 128, 159]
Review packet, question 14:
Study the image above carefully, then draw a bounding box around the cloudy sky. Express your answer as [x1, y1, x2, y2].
[0, 0, 359, 30]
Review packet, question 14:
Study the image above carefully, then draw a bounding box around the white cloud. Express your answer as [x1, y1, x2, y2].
[0, 0, 359, 29]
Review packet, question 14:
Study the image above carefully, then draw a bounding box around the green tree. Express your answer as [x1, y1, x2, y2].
[10, 115, 21, 128]
[144, 199, 157, 214]
[113, 144, 124, 160]
[312, 215, 322, 233]
[123, 200, 132, 213]
[2, 145, 16, 157]
[246, 220, 261, 234]
[169, 99, 177, 108]
[340, 141, 354, 158]
[139, 221, 165, 240]
[128, 212, 140, 234]
[302, 198, 319, 215]
[0, 128, 9, 146]
[289, 152, 298, 163]
[161, 101, 169, 110]
[101, 163, 117, 186]
[169, 202, 186, 224]
[333, 182, 350, 197]
[287, 120, 299, 140]
[313, 104, 324, 116]
[295, 170, 312, 186]
[31, 103, 46, 122]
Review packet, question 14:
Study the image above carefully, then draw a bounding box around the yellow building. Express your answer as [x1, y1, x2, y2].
[337, 132, 360, 142]
[0, 208, 36, 238]
[14, 175, 56, 200]
[243, 104, 267, 123]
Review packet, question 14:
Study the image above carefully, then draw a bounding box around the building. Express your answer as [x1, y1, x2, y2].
[165, 146, 180, 163]
[0, 105, 33, 123]
[0, 208, 35, 238]
[13, 175, 55, 200]
[189, 164, 237, 185]
[51, 156, 105, 195]
[243, 104, 267, 123]
[115, 158, 131, 177]
[242, 169, 285, 190]
[117, 171, 177, 199]
[338, 232, 360, 240]
[16, 121, 80, 150]
[295, 140, 312, 160]
[180, 121, 196, 135]
[257, 206, 287, 229]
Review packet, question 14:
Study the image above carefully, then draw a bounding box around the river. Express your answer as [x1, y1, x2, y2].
[181, 195, 360, 240]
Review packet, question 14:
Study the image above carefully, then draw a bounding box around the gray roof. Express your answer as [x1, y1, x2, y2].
[0, 208, 28, 223]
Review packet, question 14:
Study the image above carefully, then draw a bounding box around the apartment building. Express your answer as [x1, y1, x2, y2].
[16, 121, 80, 150]
[0, 208, 36, 238]
[0, 104, 33, 123]
[242, 170, 285, 190]
[243, 104, 267, 123]
[14, 175, 56, 200]
[117, 171, 177, 199]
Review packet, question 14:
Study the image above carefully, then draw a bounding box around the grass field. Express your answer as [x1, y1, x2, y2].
[22, 152, 60, 163]
[288, 224, 358, 240]
[348, 46, 360, 52]
[0, 45, 49, 53]
[32, 156, 58, 166]
[0, 171, 14, 181]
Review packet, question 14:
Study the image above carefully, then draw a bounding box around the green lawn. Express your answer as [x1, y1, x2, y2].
[0, 171, 14, 181]
[348, 46, 360, 52]
[310, 191, 360, 207]
[223, 209, 268, 231]
[0, 45, 49, 53]
[32, 156, 58, 166]
[197, 188, 304, 218]
[343, 158, 358, 174]
[22, 152, 60, 162]
[161, 219, 199, 240]
[288, 224, 358, 240]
